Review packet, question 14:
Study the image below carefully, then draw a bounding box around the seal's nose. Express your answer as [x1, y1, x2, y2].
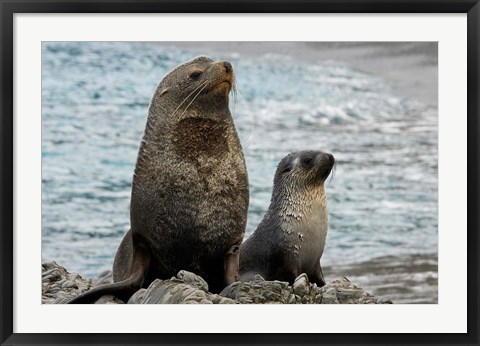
[223, 61, 232, 73]
[326, 153, 335, 164]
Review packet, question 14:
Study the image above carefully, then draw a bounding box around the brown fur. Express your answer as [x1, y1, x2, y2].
[69, 57, 248, 303]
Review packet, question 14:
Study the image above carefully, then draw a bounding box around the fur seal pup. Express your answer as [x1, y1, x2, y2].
[239, 150, 334, 287]
[69, 56, 249, 303]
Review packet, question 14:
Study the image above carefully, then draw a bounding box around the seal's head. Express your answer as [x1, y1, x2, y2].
[274, 150, 335, 193]
[139, 56, 239, 166]
[153, 56, 234, 114]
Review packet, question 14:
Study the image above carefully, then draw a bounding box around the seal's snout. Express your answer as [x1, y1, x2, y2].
[223, 61, 233, 74]
[207, 61, 234, 95]
[313, 151, 334, 166]
[321, 152, 335, 173]
[325, 153, 335, 165]
[310, 151, 334, 182]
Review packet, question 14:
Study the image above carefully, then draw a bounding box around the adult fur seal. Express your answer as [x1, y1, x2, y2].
[69, 56, 249, 303]
[239, 150, 334, 287]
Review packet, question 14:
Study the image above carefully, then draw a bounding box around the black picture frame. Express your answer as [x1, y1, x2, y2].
[1, 1, 479, 345]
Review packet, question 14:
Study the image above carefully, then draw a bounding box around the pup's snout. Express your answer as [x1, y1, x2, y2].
[326, 153, 335, 165]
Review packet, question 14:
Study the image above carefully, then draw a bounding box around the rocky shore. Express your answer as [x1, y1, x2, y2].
[42, 261, 392, 304]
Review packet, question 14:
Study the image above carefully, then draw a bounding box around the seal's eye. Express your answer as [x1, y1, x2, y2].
[301, 157, 314, 169]
[189, 71, 203, 80]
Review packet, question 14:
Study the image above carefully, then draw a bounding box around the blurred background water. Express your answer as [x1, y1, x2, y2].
[42, 42, 438, 303]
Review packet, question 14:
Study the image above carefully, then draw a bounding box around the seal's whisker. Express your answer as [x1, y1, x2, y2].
[231, 77, 238, 117]
[328, 163, 336, 185]
[180, 83, 209, 117]
[235, 86, 255, 146]
[171, 80, 208, 118]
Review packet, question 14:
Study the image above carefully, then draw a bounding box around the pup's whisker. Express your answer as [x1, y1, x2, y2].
[328, 163, 336, 185]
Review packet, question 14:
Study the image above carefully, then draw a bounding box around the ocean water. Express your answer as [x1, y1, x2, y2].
[42, 42, 438, 300]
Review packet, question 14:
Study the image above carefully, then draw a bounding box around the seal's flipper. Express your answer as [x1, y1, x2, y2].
[224, 244, 240, 286]
[68, 242, 151, 304]
[310, 261, 326, 288]
[67, 270, 144, 304]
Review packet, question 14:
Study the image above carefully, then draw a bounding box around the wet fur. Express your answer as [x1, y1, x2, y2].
[69, 57, 248, 303]
[240, 150, 334, 287]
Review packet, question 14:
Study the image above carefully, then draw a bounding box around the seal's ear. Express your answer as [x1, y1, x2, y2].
[159, 88, 169, 97]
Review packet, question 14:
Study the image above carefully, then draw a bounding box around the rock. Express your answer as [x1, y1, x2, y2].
[128, 288, 147, 303]
[41, 261, 393, 304]
[127, 277, 236, 304]
[41, 261, 93, 304]
[321, 287, 339, 304]
[94, 295, 124, 304]
[52, 297, 72, 304]
[317, 279, 393, 304]
[220, 276, 292, 304]
[376, 296, 393, 304]
[292, 273, 310, 296]
[176, 270, 209, 292]
[94, 270, 113, 287]
[61, 280, 78, 289]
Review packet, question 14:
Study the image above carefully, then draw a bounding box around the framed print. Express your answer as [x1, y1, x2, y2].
[1, 1, 479, 345]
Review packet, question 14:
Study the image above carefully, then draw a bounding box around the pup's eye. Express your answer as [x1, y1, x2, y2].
[189, 71, 203, 80]
[302, 157, 314, 168]
[280, 165, 291, 174]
